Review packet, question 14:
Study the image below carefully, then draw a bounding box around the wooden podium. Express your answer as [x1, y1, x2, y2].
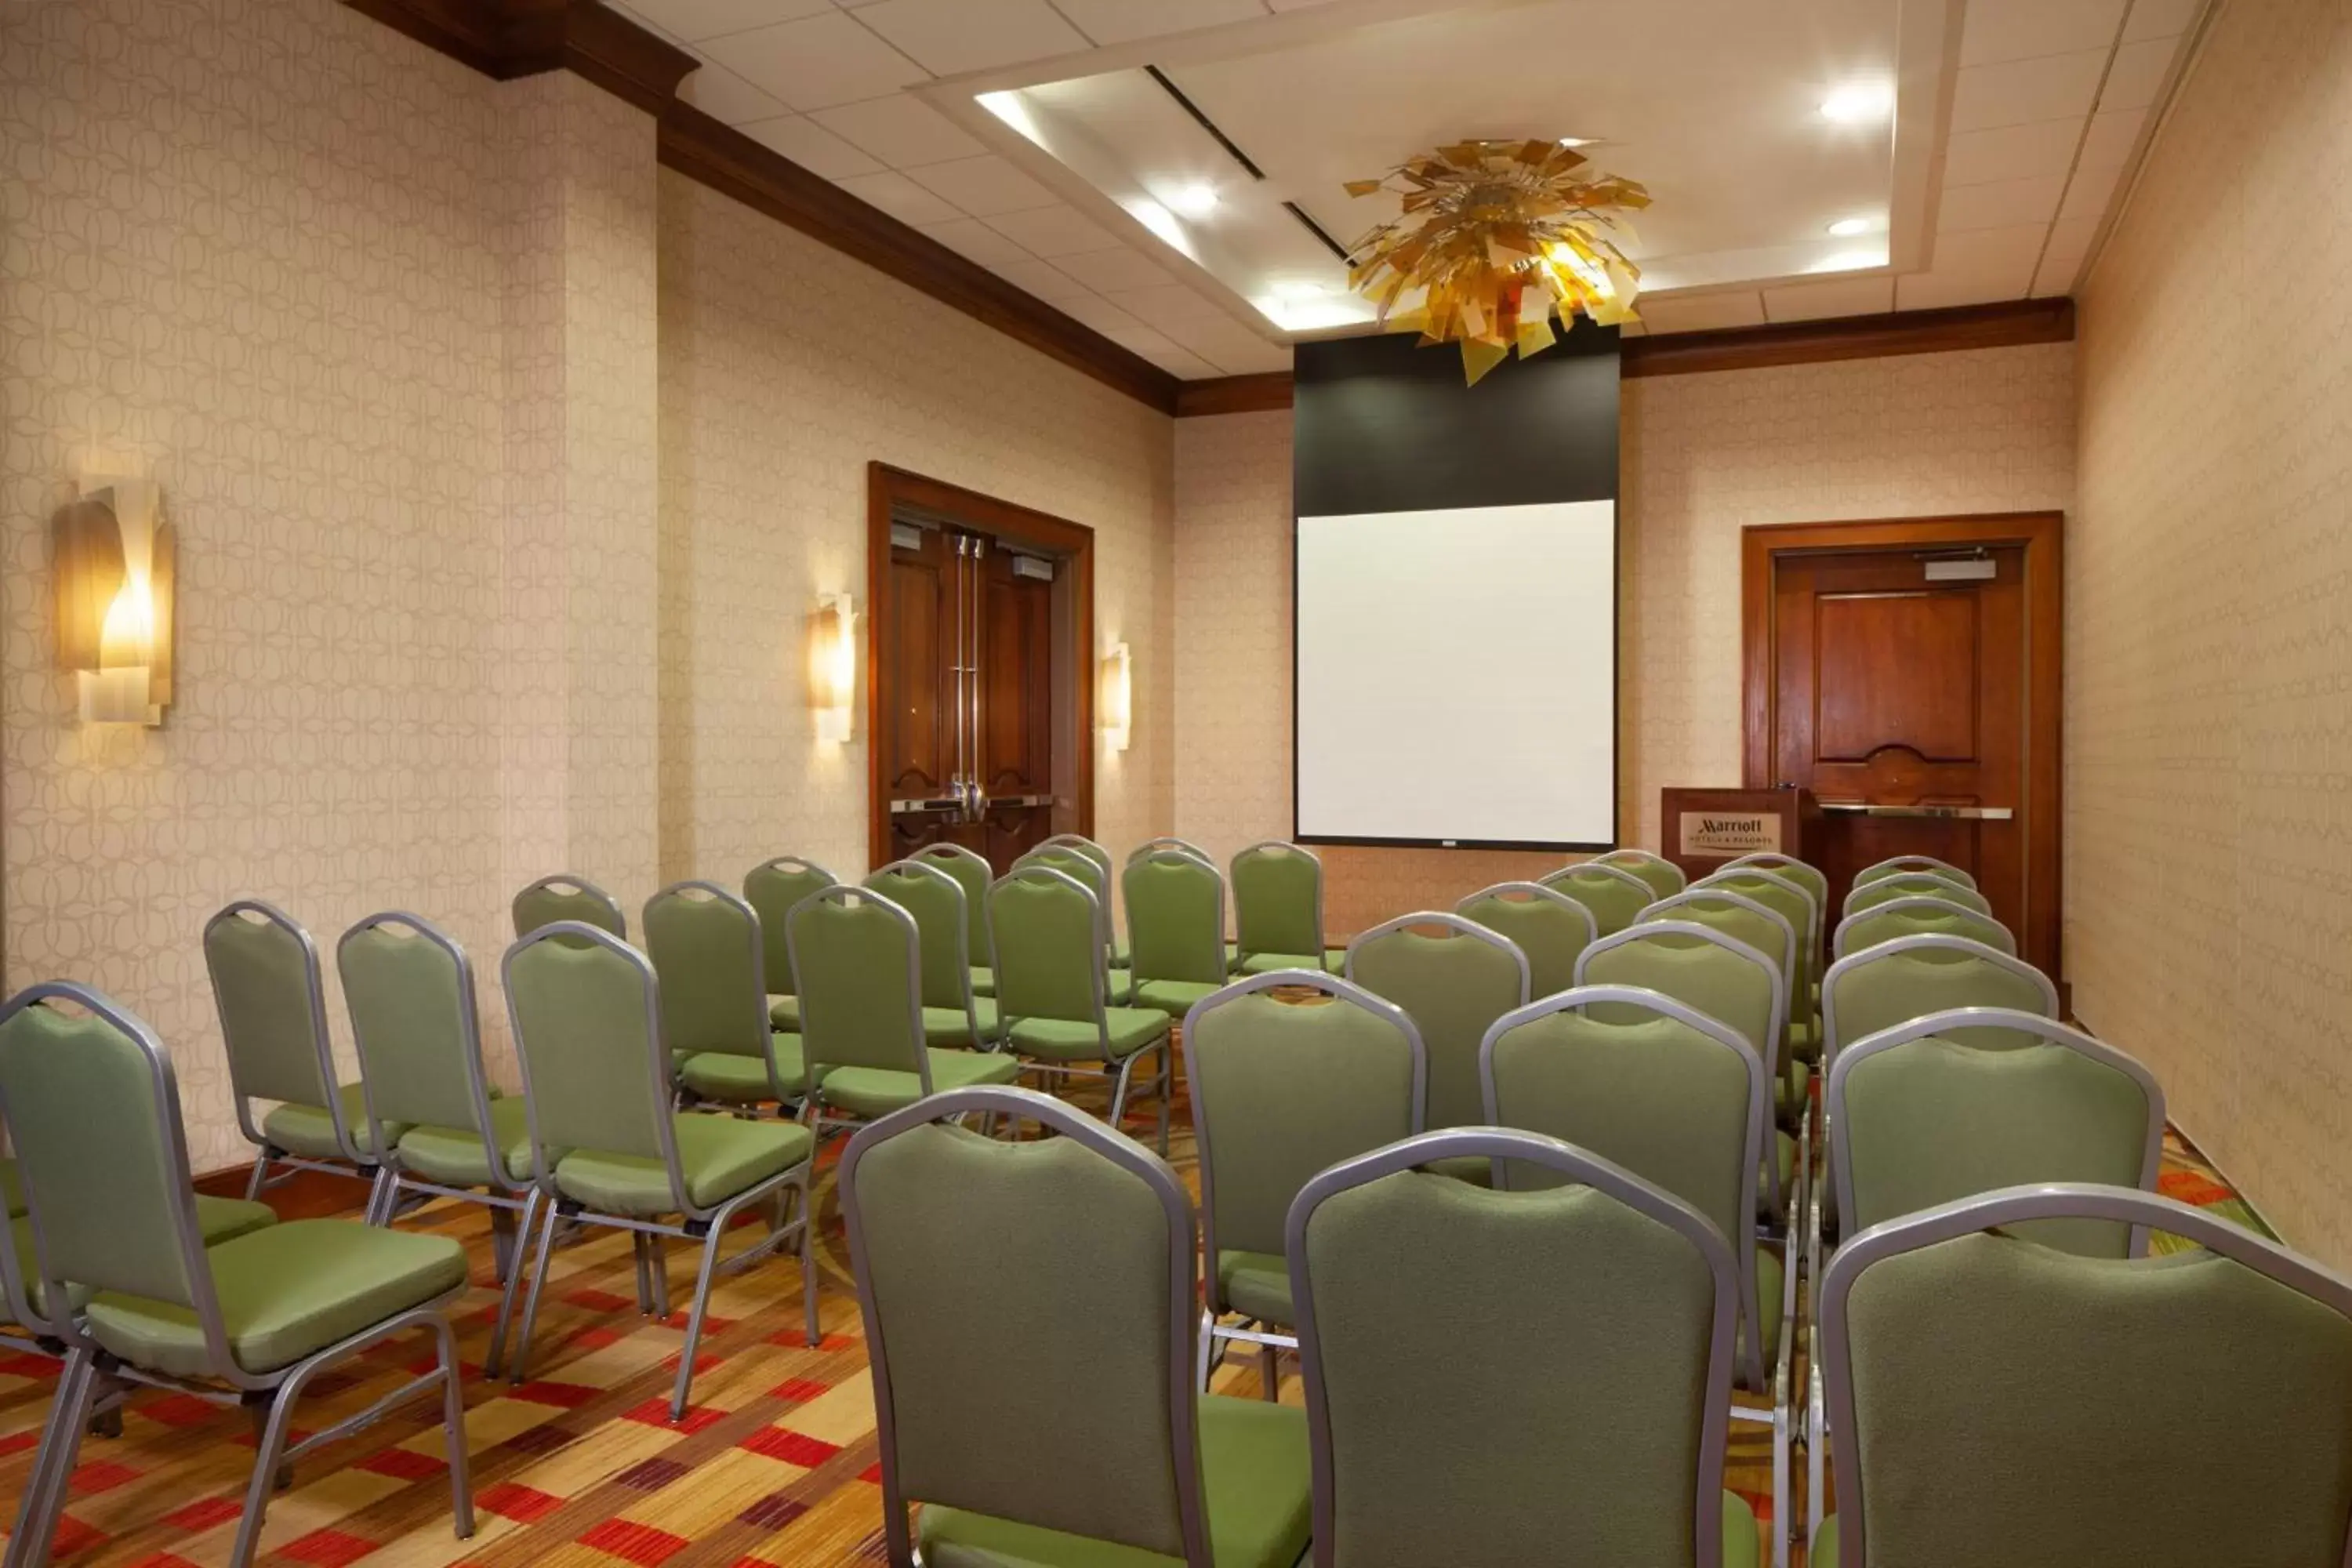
[1660, 786, 1820, 884]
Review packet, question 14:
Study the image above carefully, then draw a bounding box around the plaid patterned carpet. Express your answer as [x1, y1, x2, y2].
[0, 1094, 2268, 1568]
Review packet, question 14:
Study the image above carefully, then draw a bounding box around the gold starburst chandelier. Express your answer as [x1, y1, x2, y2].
[1345, 139, 1650, 383]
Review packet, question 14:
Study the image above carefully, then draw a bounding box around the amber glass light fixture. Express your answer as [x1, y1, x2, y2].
[55, 477, 173, 726]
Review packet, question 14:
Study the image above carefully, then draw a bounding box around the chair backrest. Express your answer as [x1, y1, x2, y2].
[1844, 872, 1991, 917]
[0, 985, 229, 1368]
[1123, 850, 1227, 987]
[203, 900, 352, 1156]
[865, 859, 975, 1016]
[1039, 833, 1114, 880]
[791, 886, 929, 1086]
[1597, 848, 1686, 900]
[1537, 861, 1654, 938]
[910, 843, 995, 970]
[503, 925, 684, 1204]
[1640, 888, 1795, 996]
[1480, 986, 1766, 1389]
[511, 873, 626, 946]
[1230, 840, 1324, 960]
[1125, 836, 1210, 866]
[1183, 973, 1425, 1290]
[1344, 914, 1530, 1131]
[1693, 867, 1817, 989]
[742, 856, 837, 994]
[337, 912, 495, 1157]
[1820, 1185, 2352, 1568]
[1830, 1008, 2165, 1258]
[1822, 935, 2059, 1065]
[989, 866, 1107, 1026]
[642, 882, 779, 1087]
[1722, 852, 1828, 916]
[1454, 882, 1596, 1000]
[1833, 895, 2013, 960]
[1575, 921, 1785, 1087]
[1852, 854, 1976, 891]
[841, 1087, 1213, 1566]
[1288, 1127, 1738, 1568]
[1018, 844, 1114, 967]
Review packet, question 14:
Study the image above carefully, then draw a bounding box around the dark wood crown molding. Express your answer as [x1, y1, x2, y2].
[340, 0, 1181, 413]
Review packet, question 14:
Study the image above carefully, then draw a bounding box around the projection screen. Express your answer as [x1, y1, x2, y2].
[1294, 500, 1617, 848]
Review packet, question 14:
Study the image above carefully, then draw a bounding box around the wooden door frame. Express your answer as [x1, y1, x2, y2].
[1740, 510, 2063, 967]
[866, 463, 1095, 867]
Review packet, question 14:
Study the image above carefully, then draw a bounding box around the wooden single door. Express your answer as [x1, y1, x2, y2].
[869, 465, 1094, 876]
[1744, 514, 2062, 977]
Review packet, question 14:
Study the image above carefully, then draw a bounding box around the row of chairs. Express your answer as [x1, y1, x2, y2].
[844, 1084, 2352, 1568]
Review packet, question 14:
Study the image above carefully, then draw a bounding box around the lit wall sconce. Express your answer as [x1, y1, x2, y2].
[1100, 642, 1132, 753]
[55, 477, 173, 727]
[810, 591, 857, 744]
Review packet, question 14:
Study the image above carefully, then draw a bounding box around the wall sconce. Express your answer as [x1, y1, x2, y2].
[810, 592, 857, 744]
[1100, 642, 1131, 753]
[55, 477, 173, 727]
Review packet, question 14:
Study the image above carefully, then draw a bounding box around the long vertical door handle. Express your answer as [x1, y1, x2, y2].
[951, 535, 969, 817]
[967, 535, 986, 822]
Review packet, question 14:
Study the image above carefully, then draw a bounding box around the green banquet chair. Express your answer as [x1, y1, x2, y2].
[864, 858, 1000, 1047]
[742, 855, 837, 1032]
[1229, 841, 1345, 975]
[1454, 880, 1597, 1000]
[1124, 848, 1232, 1020]
[1539, 860, 1656, 938]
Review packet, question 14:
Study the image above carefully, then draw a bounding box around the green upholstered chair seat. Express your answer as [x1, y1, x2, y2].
[970, 966, 996, 998]
[1217, 1248, 1293, 1329]
[1, 1158, 21, 1218]
[677, 1033, 814, 1104]
[262, 1083, 408, 1160]
[1425, 1153, 1496, 1187]
[1006, 1009, 1169, 1062]
[1722, 1493, 1761, 1568]
[1744, 1247, 1784, 1366]
[1232, 947, 1347, 977]
[395, 1096, 535, 1188]
[1778, 1058, 1810, 1122]
[916, 1394, 1312, 1568]
[817, 1051, 1024, 1119]
[1813, 1515, 1838, 1568]
[1109, 938, 1132, 969]
[922, 1000, 1004, 1047]
[13, 1196, 279, 1323]
[82, 1218, 466, 1377]
[767, 994, 801, 1031]
[1105, 974, 1136, 1007]
[1131, 979, 1222, 1019]
[1789, 1016, 1820, 1062]
[554, 1113, 813, 1216]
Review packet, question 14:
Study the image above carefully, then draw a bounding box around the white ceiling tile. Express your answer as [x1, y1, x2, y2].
[1204, 337, 1295, 374]
[808, 95, 985, 167]
[2029, 253, 2082, 296]
[714, 10, 929, 111]
[1635, 292, 1768, 333]
[1897, 263, 2035, 310]
[677, 60, 791, 124]
[2042, 214, 2103, 261]
[1051, 293, 1151, 335]
[1943, 119, 2086, 186]
[850, 0, 1090, 74]
[2123, 0, 2201, 40]
[1951, 50, 2108, 130]
[2098, 36, 2180, 111]
[918, 216, 1036, 267]
[1931, 223, 2053, 271]
[1053, 0, 1269, 45]
[1129, 309, 1279, 362]
[991, 256, 1094, 302]
[2074, 107, 2149, 172]
[902, 154, 1060, 216]
[616, 0, 833, 43]
[1761, 275, 1896, 321]
[1098, 283, 1238, 332]
[737, 113, 884, 177]
[1100, 324, 1189, 358]
[1960, 0, 2127, 67]
[1052, 246, 1181, 292]
[1938, 173, 2067, 231]
[2056, 159, 2125, 224]
[832, 169, 962, 225]
[1144, 344, 1228, 380]
[982, 203, 1123, 257]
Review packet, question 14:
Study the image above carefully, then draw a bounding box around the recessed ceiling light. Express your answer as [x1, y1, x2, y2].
[1809, 248, 1889, 273]
[1557, 137, 1593, 148]
[1272, 280, 1329, 299]
[977, 90, 1044, 147]
[1827, 216, 1875, 236]
[1129, 199, 1189, 251]
[1169, 183, 1219, 216]
[1254, 294, 1375, 333]
[1819, 82, 1894, 123]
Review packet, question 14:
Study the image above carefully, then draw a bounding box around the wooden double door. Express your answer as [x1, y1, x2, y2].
[1744, 514, 2063, 977]
[868, 465, 1094, 875]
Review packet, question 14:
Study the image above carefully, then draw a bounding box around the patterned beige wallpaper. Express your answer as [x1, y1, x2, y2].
[2072, 0, 2352, 1266]
[1174, 344, 2077, 936]
[654, 172, 1176, 894]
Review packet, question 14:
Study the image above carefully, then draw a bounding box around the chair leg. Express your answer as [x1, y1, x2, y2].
[1773, 1398, 1791, 1568]
[229, 1386, 307, 1568]
[430, 1316, 476, 1543]
[1107, 1053, 1139, 1139]
[485, 1189, 540, 1380]
[489, 1203, 518, 1284]
[1257, 1340, 1278, 1401]
[3, 1348, 97, 1568]
[365, 1167, 396, 1227]
[1154, 1042, 1171, 1156]
[648, 1236, 672, 1321]
[797, 1166, 820, 1348]
[630, 1232, 653, 1316]
[245, 1152, 271, 1202]
[509, 1199, 561, 1386]
[1195, 1311, 1217, 1393]
[670, 1225, 729, 1423]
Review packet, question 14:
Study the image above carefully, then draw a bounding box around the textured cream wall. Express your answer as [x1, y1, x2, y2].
[2071, 0, 2352, 1265]
[653, 173, 1176, 891]
[1174, 343, 2077, 935]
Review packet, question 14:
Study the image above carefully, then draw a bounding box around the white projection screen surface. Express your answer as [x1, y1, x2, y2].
[1295, 501, 1617, 848]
